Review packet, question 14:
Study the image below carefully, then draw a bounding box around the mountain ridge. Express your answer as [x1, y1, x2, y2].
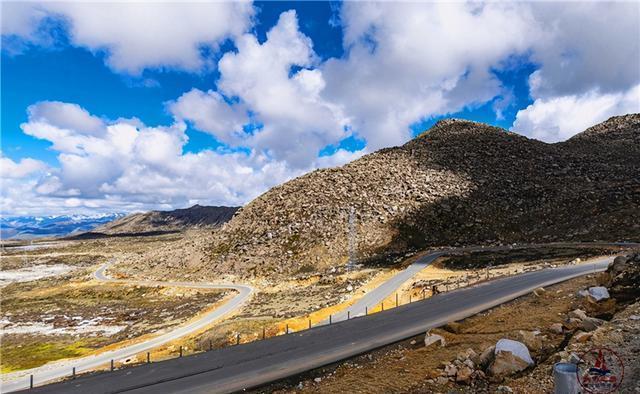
[198, 114, 640, 279]
[95, 204, 239, 235]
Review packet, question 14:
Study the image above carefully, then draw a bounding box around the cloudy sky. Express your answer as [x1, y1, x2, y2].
[1, 1, 639, 216]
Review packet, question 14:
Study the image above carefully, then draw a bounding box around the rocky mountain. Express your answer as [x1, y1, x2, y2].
[0, 213, 124, 239]
[96, 205, 239, 235]
[203, 114, 640, 278]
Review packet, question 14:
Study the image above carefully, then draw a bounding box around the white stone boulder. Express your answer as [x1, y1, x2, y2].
[495, 339, 534, 365]
[588, 286, 610, 301]
[488, 339, 534, 379]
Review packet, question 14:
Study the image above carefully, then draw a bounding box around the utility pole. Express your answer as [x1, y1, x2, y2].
[346, 207, 357, 272]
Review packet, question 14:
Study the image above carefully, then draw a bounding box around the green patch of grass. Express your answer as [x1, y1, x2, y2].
[1, 339, 98, 372]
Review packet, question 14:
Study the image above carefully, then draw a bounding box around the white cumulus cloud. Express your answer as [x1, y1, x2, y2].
[1, 1, 255, 73]
[512, 85, 640, 142]
[0, 155, 48, 179]
[2, 101, 359, 215]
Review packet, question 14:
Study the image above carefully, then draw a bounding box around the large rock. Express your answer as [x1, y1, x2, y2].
[588, 286, 610, 302]
[488, 339, 534, 380]
[608, 253, 640, 303]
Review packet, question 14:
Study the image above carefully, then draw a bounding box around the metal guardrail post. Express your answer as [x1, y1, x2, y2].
[179, 346, 183, 357]
[347, 311, 350, 320]
[329, 314, 332, 324]
[147, 352, 150, 363]
[209, 340, 213, 350]
[308, 319, 311, 329]
[30, 375, 33, 389]
[365, 306, 368, 315]
[110, 359, 114, 371]
[263, 326, 266, 339]
[286, 324, 289, 334]
[236, 333, 240, 345]
[72, 367, 76, 379]
[396, 293, 398, 307]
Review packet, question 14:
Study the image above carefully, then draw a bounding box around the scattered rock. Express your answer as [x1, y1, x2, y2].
[444, 363, 458, 377]
[518, 330, 543, 353]
[496, 385, 514, 393]
[580, 317, 605, 332]
[563, 317, 583, 331]
[424, 333, 446, 348]
[533, 287, 546, 297]
[456, 365, 474, 384]
[456, 348, 477, 362]
[549, 323, 564, 334]
[568, 309, 588, 320]
[313, 377, 322, 383]
[477, 345, 495, 369]
[574, 331, 593, 343]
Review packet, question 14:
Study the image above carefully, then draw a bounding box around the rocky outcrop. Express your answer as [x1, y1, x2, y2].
[202, 115, 640, 278]
[605, 252, 640, 303]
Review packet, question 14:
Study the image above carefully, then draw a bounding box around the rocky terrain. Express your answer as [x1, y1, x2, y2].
[94, 205, 238, 235]
[203, 114, 640, 278]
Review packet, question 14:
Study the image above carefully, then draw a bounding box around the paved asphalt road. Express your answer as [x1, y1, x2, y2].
[3, 262, 253, 393]
[330, 251, 446, 323]
[21, 256, 614, 394]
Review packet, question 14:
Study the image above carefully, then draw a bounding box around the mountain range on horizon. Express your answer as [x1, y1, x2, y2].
[0, 213, 125, 240]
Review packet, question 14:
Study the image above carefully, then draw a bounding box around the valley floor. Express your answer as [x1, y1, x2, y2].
[0, 234, 632, 391]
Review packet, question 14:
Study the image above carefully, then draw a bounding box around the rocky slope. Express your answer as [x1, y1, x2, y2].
[205, 114, 640, 278]
[97, 205, 239, 235]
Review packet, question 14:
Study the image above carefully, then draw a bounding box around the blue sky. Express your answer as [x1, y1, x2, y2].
[1, 1, 638, 215]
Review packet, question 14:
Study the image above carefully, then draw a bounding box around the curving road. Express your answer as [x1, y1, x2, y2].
[329, 251, 446, 323]
[20, 253, 620, 394]
[2, 261, 253, 393]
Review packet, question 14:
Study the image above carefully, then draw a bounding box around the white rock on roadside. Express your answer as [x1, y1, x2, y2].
[495, 339, 534, 365]
[424, 333, 446, 348]
[488, 339, 534, 379]
[588, 286, 610, 301]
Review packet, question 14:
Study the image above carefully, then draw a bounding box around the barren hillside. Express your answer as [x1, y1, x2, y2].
[203, 115, 640, 278]
[97, 205, 239, 235]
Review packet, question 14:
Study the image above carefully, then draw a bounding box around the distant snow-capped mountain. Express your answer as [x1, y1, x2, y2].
[0, 213, 125, 239]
